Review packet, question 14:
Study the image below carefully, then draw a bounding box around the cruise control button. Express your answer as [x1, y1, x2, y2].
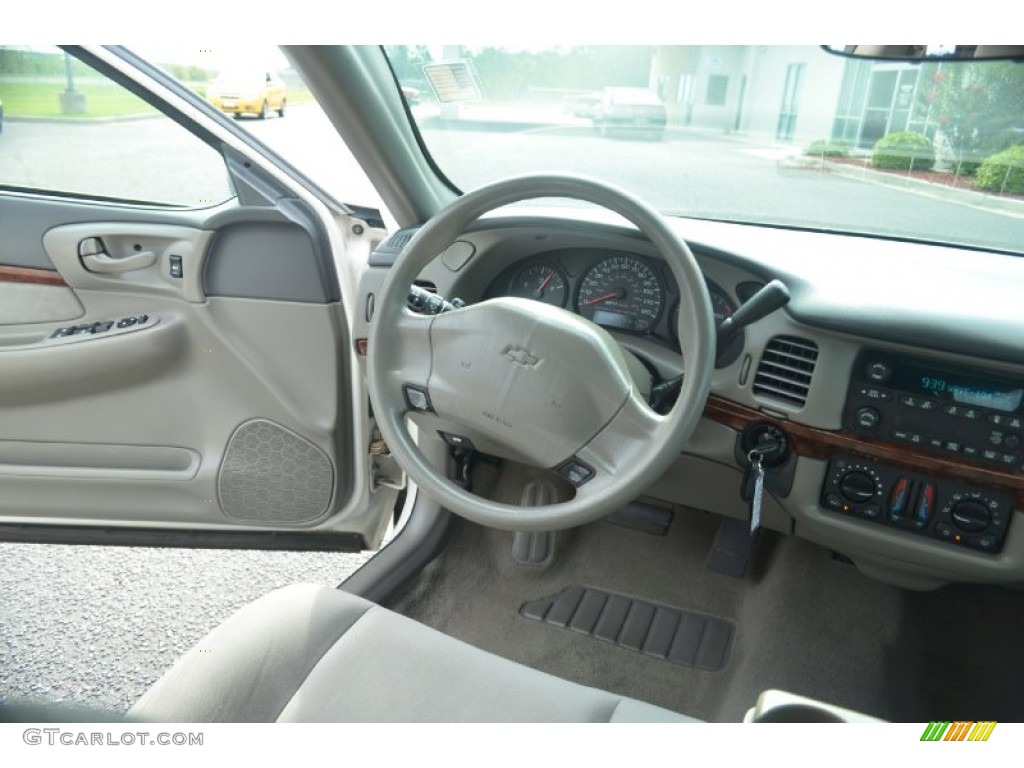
[557, 459, 595, 487]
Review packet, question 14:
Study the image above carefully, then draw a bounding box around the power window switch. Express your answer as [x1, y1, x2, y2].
[51, 327, 74, 338]
[117, 317, 138, 329]
[169, 254, 183, 279]
[92, 321, 114, 333]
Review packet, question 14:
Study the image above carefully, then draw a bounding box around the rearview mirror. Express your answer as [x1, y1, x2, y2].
[822, 45, 1024, 61]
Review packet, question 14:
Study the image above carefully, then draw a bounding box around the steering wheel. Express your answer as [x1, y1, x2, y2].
[368, 175, 715, 531]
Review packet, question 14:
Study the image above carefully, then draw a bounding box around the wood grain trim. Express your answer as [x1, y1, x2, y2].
[703, 394, 1024, 504]
[0, 265, 67, 287]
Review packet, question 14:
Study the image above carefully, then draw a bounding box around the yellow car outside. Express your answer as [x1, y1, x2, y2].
[207, 71, 286, 119]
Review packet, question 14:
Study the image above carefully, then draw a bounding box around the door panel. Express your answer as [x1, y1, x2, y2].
[0, 45, 393, 550]
[0, 193, 378, 544]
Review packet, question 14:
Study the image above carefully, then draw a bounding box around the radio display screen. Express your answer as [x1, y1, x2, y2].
[892, 361, 1024, 413]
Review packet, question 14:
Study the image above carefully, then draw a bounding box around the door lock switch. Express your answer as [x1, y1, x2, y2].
[169, 254, 184, 279]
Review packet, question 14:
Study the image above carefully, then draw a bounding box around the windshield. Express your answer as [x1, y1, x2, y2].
[386, 45, 1024, 256]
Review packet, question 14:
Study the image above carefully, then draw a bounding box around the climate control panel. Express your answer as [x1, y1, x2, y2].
[821, 456, 1014, 554]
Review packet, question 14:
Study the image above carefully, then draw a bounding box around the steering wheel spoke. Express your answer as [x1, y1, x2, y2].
[572, 391, 665, 489]
[369, 307, 434, 414]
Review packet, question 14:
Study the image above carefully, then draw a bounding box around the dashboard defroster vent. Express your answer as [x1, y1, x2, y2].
[753, 336, 819, 408]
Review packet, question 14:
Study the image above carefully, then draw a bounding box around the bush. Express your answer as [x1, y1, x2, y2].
[871, 132, 935, 171]
[804, 139, 848, 157]
[975, 145, 1024, 194]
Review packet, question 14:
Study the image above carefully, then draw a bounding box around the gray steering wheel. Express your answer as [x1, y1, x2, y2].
[368, 175, 715, 531]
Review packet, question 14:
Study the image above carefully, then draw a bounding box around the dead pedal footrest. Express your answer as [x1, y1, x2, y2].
[520, 586, 733, 671]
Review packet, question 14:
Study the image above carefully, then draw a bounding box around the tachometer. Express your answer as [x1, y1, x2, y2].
[576, 255, 663, 333]
[508, 261, 569, 307]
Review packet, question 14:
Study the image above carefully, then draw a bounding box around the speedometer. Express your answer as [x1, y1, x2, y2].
[576, 255, 664, 333]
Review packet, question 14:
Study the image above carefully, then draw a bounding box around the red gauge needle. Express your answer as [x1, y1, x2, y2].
[534, 270, 555, 297]
[585, 289, 625, 305]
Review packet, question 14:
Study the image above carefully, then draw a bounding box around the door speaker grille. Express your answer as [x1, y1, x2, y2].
[218, 419, 333, 523]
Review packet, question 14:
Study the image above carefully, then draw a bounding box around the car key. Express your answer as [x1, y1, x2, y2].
[746, 446, 768, 537]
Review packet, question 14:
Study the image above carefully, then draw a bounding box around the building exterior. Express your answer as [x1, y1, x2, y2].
[650, 46, 936, 151]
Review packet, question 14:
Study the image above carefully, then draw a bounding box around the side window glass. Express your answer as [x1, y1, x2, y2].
[0, 46, 234, 207]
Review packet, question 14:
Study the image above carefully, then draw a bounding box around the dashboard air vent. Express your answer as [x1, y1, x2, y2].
[752, 336, 819, 408]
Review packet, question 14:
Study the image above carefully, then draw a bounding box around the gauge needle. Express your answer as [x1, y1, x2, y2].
[534, 270, 555, 297]
[585, 289, 625, 305]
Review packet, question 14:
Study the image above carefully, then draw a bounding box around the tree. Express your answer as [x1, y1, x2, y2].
[924, 60, 1024, 173]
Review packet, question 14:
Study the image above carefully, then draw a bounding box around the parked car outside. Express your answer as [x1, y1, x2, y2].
[592, 86, 667, 140]
[206, 70, 286, 119]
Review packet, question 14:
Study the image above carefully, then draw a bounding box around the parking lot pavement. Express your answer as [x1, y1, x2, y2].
[0, 543, 372, 713]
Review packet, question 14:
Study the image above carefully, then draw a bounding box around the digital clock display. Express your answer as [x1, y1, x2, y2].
[893, 362, 1024, 413]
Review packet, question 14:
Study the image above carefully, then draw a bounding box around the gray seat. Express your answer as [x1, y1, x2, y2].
[130, 583, 696, 722]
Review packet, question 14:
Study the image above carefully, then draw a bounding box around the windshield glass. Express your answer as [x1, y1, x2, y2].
[386, 45, 1024, 255]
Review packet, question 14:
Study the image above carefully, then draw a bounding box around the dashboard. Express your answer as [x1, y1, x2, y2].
[359, 211, 1024, 590]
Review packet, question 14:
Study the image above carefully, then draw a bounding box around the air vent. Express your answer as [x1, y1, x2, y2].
[368, 227, 420, 267]
[752, 336, 819, 408]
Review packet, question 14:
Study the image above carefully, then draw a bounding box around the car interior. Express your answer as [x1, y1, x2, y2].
[1, 44, 1023, 724]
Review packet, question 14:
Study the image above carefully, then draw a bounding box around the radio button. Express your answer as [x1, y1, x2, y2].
[856, 385, 892, 401]
[1004, 434, 1021, 450]
[892, 429, 909, 442]
[918, 399, 937, 412]
[1001, 453, 1018, 467]
[982, 449, 999, 462]
[907, 433, 924, 445]
[855, 407, 881, 430]
[962, 445, 980, 458]
[1009, 417, 1023, 430]
[944, 441, 962, 454]
[989, 431, 1004, 446]
[928, 437, 944, 450]
[942, 404, 960, 417]
[899, 395, 917, 408]
[961, 408, 981, 420]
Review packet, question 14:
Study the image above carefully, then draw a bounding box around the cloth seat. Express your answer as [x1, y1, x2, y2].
[130, 583, 696, 723]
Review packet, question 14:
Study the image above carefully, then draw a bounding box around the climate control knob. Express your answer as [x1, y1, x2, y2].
[950, 500, 991, 533]
[839, 471, 877, 503]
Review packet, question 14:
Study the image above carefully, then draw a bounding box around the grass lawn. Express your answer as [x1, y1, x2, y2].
[0, 80, 156, 118]
[0, 79, 317, 119]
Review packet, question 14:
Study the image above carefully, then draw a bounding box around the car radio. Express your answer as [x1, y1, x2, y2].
[843, 350, 1024, 469]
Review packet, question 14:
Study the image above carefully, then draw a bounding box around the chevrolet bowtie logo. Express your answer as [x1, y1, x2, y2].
[502, 344, 541, 368]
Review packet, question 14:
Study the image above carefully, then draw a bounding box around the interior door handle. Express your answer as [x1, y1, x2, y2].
[78, 237, 156, 274]
[81, 250, 157, 273]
